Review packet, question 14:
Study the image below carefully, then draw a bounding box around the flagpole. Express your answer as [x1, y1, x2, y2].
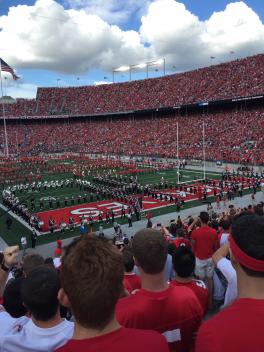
[0, 62, 9, 157]
[177, 122, 180, 184]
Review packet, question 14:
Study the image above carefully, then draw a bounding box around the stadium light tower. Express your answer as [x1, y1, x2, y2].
[113, 58, 165, 82]
[146, 58, 165, 78]
[112, 66, 130, 83]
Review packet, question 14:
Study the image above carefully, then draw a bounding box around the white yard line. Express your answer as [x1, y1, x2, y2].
[0, 204, 34, 233]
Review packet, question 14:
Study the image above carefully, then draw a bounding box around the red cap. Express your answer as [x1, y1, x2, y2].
[54, 248, 62, 257]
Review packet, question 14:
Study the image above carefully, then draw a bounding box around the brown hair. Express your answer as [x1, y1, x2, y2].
[23, 254, 45, 276]
[132, 229, 168, 274]
[61, 234, 124, 329]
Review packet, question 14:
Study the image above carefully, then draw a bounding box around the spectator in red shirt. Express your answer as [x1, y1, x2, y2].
[191, 212, 218, 308]
[172, 228, 191, 249]
[57, 235, 168, 352]
[171, 247, 208, 316]
[123, 249, 141, 294]
[116, 229, 203, 352]
[196, 214, 264, 352]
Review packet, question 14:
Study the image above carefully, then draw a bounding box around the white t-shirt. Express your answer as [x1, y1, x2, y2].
[21, 237, 27, 246]
[53, 257, 61, 269]
[217, 257, 237, 307]
[0, 313, 74, 352]
[0, 307, 29, 336]
[219, 232, 229, 247]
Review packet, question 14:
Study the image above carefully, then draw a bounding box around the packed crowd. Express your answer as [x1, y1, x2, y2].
[1, 54, 264, 118]
[1, 199, 264, 351]
[1, 107, 264, 164]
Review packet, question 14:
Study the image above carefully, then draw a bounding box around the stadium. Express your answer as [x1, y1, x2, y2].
[0, 1, 264, 351]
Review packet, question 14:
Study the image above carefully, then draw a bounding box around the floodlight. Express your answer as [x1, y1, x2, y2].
[114, 65, 130, 72]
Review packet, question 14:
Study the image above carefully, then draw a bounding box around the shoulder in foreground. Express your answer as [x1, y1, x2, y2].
[124, 328, 170, 352]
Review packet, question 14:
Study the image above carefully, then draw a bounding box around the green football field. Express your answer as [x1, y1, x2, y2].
[0, 167, 222, 247]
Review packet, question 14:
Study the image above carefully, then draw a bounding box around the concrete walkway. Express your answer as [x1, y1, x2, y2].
[20, 191, 264, 259]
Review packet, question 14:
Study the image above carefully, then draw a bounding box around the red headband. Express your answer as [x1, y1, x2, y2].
[229, 235, 264, 272]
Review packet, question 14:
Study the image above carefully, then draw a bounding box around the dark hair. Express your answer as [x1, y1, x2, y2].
[21, 266, 60, 321]
[199, 212, 209, 224]
[23, 254, 45, 276]
[232, 214, 264, 277]
[172, 247, 195, 278]
[221, 220, 230, 231]
[254, 204, 264, 216]
[132, 229, 168, 274]
[3, 278, 28, 318]
[61, 234, 124, 330]
[123, 249, 135, 272]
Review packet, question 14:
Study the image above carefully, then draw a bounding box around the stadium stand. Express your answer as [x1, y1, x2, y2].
[0, 54, 263, 118]
[1, 108, 264, 164]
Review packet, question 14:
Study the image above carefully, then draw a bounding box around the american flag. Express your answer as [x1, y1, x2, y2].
[0, 58, 19, 80]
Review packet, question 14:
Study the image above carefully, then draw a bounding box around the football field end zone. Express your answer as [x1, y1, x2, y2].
[36, 185, 220, 233]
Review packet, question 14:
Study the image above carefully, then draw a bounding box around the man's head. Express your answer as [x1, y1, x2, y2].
[231, 214, 264, 277]
[22, 254, 45, 276]
[3, 278, 28, 318]
[123, 249, 134, 273]
[172, 247, 195, 278]
[199, 212, 209, 225]
[59, 235, 124, 330]
[221, 219, 230, 231]
[132, 229, 168, 274]
[21, 266, 60, 321]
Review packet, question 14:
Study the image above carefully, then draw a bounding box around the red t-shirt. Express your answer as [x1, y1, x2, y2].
[171, 280, 208, 315]
[116, 285, 203, 352]
[123, 273, 141, 293]
[56, 327, 169, 352]
[196, 298, 264, 352]
[191, 226, 217, 259]
[173, 238, 191, 248]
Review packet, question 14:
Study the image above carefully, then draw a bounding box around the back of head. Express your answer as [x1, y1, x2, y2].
[3, 278, 28, 318]
[173, 247, 195, 278]
[199, 212, 209, 224]
[231, 214, 264, 277]
[123, 249, 134, 273]
[221, 219, 230, 231]
[254, 204, 264, 216]
[61, 235, 124, 330]
[21, 266, 60, 321]
[132, 229, 168, 274]
[23, 254, 45, 276]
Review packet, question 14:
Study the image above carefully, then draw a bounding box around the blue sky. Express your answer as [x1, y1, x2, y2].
[0, 0, 264, 98]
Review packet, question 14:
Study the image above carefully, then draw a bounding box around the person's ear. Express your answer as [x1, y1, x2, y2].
[58, 288, 71, 308]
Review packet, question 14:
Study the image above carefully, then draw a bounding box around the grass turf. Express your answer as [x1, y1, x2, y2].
[0, 168, 223, 247]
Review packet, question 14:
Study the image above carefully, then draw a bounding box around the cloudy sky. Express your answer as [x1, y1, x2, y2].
[0, 0, 263, 98]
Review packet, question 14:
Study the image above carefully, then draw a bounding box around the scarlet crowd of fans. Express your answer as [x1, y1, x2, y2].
[1, 107, 264, 164]
[1, 199, 264, 351]
[1, 54, 264, 118]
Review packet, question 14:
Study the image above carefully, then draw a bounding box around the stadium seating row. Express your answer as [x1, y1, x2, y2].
[1, 108, 264, 164]
[0, 54, 264, 117]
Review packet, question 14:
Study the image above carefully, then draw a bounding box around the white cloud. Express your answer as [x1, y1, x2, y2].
[139, 0, 264, 71]
[64, 0, 151, 24]
[0, 0, 147, 73]
[0, 0, 264, 84]
[93, 80, 112, 85]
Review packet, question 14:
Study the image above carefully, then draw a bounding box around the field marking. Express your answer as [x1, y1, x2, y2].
[0, 204, 36, 233]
